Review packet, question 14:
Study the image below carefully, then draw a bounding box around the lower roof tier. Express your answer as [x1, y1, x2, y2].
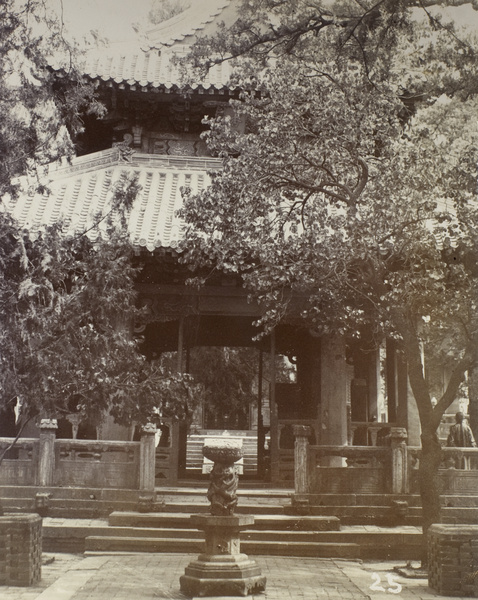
[6, 148, 221, 252]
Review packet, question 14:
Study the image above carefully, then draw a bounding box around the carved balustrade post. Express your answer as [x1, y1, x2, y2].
[139, 423, 157, 492]
[390, 427, 408, 494]
[293, 425, 311, 494]
[38, 419, 57, 487]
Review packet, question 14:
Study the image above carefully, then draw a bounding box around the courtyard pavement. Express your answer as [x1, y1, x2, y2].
[0, 552, 473, 600]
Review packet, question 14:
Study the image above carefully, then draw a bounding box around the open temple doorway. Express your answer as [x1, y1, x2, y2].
[183, 346, 273, 481]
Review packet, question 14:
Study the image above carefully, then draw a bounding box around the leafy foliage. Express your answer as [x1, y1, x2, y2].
[179, 0, 478, 538]
[0, 2, 200, 437]
[191, 347, 256, 411]
[186, 0, 478, 73]
[0, 176, 198, 433]
[0, 0, 103, 199]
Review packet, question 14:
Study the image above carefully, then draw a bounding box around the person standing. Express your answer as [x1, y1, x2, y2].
[447, 412, 477, 469]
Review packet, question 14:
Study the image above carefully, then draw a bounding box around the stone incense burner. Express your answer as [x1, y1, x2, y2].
[180, 437, 266, 597]
[203, 438, 242, 516]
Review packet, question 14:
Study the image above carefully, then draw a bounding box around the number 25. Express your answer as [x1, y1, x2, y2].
[370, 573, 402, 594]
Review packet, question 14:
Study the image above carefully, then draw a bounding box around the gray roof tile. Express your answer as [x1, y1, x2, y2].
[7, 149, 221, 252]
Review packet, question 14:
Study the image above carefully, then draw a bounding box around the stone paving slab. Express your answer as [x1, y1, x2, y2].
[0, 554, 474, 600]
[0, 553, 475, 600]
[0, 554, 84, 600]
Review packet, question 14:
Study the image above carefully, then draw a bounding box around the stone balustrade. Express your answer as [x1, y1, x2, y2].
[0, 439, 38, 486]
[306, 444, 391, 494]
[408, 446, 478, 471]
[55, 438, 141, 489]
[408, 446, 478, 495]
[2, 426, 478, 496]
[0, 424, 158, 491]
[297, 435, 478, 497]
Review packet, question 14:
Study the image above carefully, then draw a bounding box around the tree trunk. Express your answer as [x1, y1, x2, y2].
[0, 418, 32, 517]
[468, 367, 478, 442]
[418, 429, 443, 565]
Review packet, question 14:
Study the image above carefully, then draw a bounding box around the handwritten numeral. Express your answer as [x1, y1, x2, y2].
[370, 573, 386, 592]
[370, 573, 402, 594]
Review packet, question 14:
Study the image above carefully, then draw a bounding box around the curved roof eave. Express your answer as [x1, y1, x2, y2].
[145, 0, 236, 47]
[50, 0, 239, 92]
[5, 148, 222, 254]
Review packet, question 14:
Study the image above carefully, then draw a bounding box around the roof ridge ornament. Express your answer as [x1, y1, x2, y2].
[113, 134, 134, 163]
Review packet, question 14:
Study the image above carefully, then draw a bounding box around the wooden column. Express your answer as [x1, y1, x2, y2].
[257, 349, 265, 478]
[386, 339, 398, 423]
[177, 316, 185, 373]
[38, 419, 57, 487]
[170, 422, 180, 484]
[172, 316, 185, 481]
[320, 335, 348, 466]
[269, 330, 280, 483]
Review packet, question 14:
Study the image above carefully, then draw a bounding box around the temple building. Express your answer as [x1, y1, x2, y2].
[2, 0, 467, 490]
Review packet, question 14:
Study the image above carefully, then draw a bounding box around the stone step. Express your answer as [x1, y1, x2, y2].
[3, 484, 477, 524]
[49, 523, 419, 545]
[0, 485, 293, 518]
[186, 449, 258, 455]
[108, 511, 340, 531]
[0, 497, 142, 518]
[42, 515, 422, 560]
[290, 504, 478, 525]
[149, 502, 286, 515]
[85, 535, 202, 554]
[155, 496, 290, 506]
[83, 535, 362, 558]
[157, 487, 292, 500]
[291, 493, 478, 507]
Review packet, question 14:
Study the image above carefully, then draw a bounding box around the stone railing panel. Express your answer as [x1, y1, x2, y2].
[308, 445, 391, 494]
[54, 440, 140, 489]
[408, 447, 478, 495]
[0, 439, 39, 486]
[155, 419, 179, 485]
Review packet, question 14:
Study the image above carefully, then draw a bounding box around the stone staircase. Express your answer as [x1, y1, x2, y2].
[185, 433, 259, 477]
[4, 484, 478, 560]
[2, 484, 477, 525]
[36, 487, 422, 560]
[287, 493, 478, 526]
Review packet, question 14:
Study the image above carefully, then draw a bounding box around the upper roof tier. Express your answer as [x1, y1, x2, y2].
[73, 0, 239, 92]
[6, 148, 221, 252]
[145, 0, 237, 47]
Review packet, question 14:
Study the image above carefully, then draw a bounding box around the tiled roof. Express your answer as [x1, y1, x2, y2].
[72, 0, 238, 91]
[145, 0, 235, 47]
[6, 149, 221, 252]
[81, 44, 233, 91]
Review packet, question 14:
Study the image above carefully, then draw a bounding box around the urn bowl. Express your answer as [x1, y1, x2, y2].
[203, 439, 243, 464]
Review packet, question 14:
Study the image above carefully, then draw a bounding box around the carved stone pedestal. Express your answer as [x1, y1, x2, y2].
[180, 514, 266, 597]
